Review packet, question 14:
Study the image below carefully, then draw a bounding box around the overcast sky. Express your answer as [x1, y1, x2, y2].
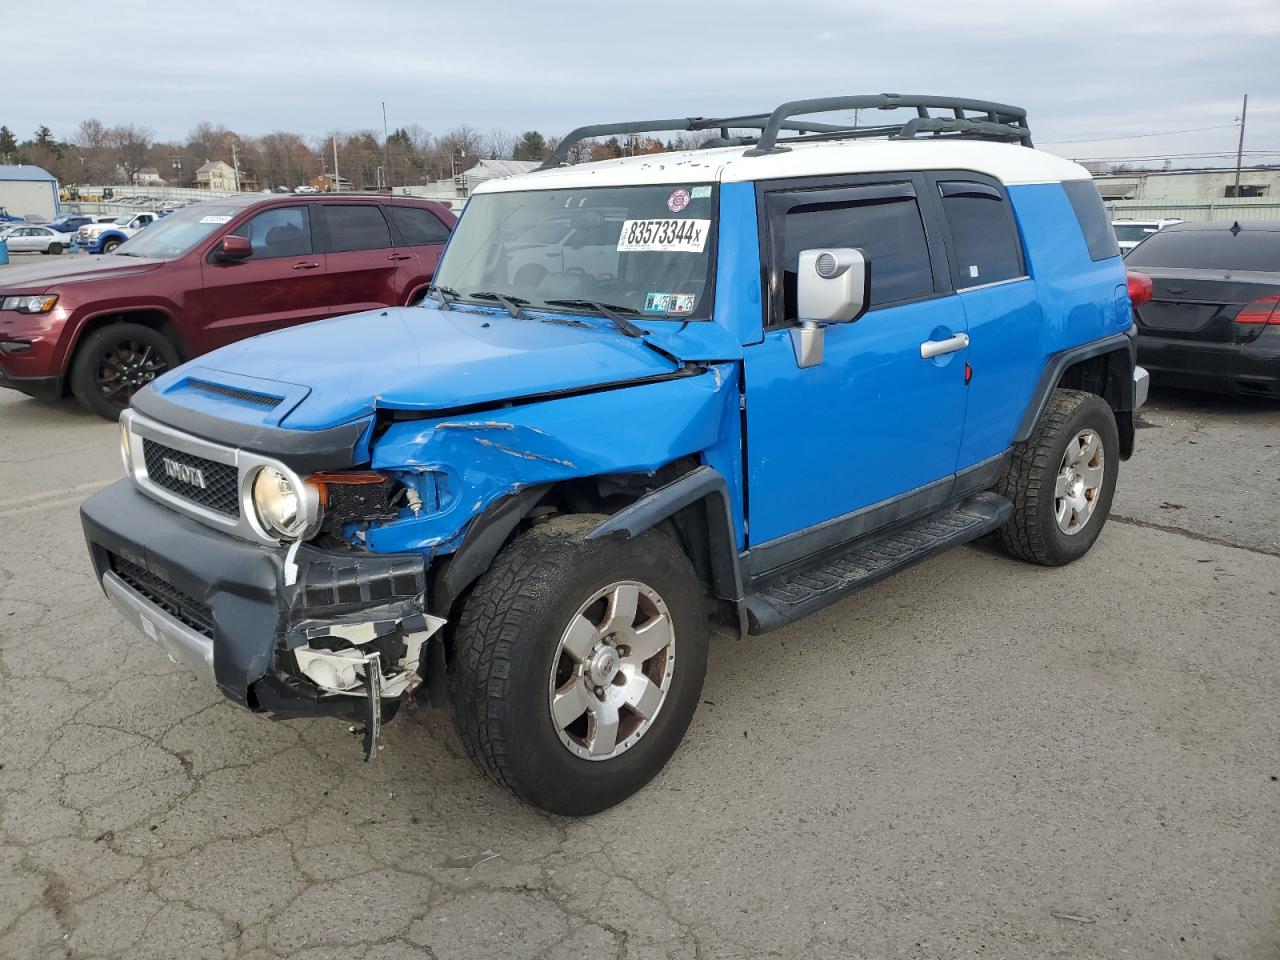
[7, 0, 1278, 166]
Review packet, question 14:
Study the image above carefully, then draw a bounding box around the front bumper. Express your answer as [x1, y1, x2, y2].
[0, 371, 61, 400]
[81, 479, 441, 726]
[1137, 329, 1280, 398]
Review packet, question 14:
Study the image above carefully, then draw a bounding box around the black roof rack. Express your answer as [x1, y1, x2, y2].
[538, 94, 1031, 170]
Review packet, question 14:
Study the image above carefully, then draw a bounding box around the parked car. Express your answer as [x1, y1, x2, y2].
[78, 94, 1149, 815]
[0, 193, 455, 417]
[48, 215, 95, 234]
[1112, 218, 1182, 254]
[77, 212, 161, 254]
[0, 224, 76, 254]
[0, 206, 24, 223]
[1125, 220, 1280, 397]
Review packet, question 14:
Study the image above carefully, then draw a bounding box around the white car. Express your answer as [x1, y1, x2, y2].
[1113, 218, 1182, 254]
[1, 223, 76, 254]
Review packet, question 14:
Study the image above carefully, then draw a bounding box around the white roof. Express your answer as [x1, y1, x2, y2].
[474, 139, 1090, 195]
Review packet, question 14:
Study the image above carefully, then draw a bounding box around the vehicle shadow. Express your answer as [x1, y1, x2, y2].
[1146, 384, 1280, 415]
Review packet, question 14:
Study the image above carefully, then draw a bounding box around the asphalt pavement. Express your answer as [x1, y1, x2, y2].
[0, 384, 1277, 960]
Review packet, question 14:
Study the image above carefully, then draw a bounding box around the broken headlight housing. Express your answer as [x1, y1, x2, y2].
[250, 465, 323, 541]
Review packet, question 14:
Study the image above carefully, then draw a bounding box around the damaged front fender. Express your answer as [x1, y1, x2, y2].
[363, 364, 740, 556]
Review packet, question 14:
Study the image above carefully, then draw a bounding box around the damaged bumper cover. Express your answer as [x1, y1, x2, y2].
[81, 480, 443, 739]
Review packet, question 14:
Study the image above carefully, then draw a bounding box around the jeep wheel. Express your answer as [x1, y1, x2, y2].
[102, 238, 122, 253]
[451, 514, 708, 815]
[70, 323, 181, 420]
[996, 388, 1119, 566]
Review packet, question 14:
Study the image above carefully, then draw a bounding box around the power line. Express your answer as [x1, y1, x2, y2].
[1042, 123, 1239, 145]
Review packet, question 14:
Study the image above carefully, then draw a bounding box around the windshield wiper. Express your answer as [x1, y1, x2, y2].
[427, 283, 458, 310]
[469, 290, 529, 320]
[542, 299, 648, 339]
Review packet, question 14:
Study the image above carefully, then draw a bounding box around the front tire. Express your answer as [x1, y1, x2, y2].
[451, 514, 708, 815]
[102, 238, 121, 253]
[70, 323, 180, 419]
[48, 243, 63, 255]
[996, 389, 1119, 566]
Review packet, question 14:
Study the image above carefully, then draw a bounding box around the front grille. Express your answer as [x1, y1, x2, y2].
[142, 439, 240, 517]
[187, 379, 281, 409]
[109, 553, 214, 639]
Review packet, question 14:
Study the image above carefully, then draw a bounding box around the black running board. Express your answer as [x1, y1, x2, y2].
[743, 492, 1012, 634]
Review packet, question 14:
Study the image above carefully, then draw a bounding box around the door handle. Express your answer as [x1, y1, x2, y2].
[387, 253, 412, 261]
[292, 261, 321, 270]
[920, 332, 969, 359]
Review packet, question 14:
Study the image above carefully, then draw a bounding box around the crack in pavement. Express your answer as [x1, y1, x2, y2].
[1110, 513, 1280, 558]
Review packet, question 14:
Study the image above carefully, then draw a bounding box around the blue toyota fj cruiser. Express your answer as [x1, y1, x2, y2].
[81, 95, 1150, 815]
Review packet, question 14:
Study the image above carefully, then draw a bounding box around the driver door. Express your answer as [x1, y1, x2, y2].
[743, 175, 970, 549]
[198, 205, 332, 347]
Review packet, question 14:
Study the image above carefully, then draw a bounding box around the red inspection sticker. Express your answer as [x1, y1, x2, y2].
[667, 188, 691, 213]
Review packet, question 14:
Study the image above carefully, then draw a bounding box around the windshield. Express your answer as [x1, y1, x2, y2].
[1113, 224, 1157, 242]
[433, 184, 716, 319]
[1125, 228, 1280, 272]
[113, 204, 239, 259]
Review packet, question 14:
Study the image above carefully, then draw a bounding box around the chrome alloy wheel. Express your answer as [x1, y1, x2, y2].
[1055, 428, 1105, 535]
[548, 580, 676, 761]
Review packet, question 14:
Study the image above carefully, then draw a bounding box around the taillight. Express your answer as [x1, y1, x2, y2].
[1126, 271, 1153, 307]
[1236, 295, 1280, 325]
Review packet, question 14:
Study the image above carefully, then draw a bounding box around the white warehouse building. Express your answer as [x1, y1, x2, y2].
[0, 164, 60, 221]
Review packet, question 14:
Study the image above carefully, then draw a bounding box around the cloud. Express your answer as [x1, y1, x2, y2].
[6, 0, 1276, 164]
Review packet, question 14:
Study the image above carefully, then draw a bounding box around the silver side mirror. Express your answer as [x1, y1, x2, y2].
[790, 248, 869, 368]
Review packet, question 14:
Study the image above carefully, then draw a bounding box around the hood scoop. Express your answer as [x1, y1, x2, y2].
[153, 366, 311, 427]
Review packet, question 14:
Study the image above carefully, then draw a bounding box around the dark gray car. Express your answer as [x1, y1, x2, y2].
[1126, 220, 1280, 398]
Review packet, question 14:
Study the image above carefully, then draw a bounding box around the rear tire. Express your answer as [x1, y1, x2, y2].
[996, 389, 1119, 566]
[70, 323, 180, 420]
[451, 514, 708, 815]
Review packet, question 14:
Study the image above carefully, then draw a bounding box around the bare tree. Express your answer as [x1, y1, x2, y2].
[485, 128, 516, 160]
[106, 124, 154, 184]
[73, 118, 114, 182]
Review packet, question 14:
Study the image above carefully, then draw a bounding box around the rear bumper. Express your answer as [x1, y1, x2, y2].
[81, 479, 441, 723]
[1137, 330, 1280, 396]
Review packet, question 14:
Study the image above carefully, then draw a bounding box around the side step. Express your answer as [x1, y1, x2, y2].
[743, 492, 1012, 634]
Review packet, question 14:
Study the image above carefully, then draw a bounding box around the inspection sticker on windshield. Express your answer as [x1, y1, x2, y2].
[200, 215, 232, 224]
[617, 218, 710, 254]
[644, 292, 696, 315]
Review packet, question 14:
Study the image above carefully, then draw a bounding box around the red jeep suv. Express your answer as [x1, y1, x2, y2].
[0, 194, 455, 418]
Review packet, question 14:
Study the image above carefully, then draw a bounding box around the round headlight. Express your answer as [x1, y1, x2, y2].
[252, 466, 308, 539]
[118, 420, 133, 477]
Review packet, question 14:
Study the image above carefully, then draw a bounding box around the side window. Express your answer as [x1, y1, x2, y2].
[228, 206, 313, 259]
[1062, 180, 1121, 261]
[386, 205, 449, 245]
[324, 204, 392, 252]
[776, 188, 934, 319]
[938, 181, 1023, 287]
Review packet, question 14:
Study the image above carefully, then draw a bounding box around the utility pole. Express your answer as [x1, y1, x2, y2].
[231, 143, 242, 192]
[382, 101, 390, 188]
[332, 136, 340, 192]
[1233, 93, 1248, 199]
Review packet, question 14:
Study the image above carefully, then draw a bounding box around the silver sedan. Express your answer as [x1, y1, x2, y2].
[1, 224, 77, 254]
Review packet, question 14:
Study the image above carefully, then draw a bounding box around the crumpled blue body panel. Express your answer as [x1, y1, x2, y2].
[365, 363, 742, 556]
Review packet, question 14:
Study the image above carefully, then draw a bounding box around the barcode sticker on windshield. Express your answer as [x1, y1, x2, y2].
[200, 215, 232, 224]
[617, 219, 710, 254]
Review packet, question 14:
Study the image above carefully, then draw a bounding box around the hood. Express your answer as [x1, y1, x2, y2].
[0, 254, 166, 292]
[148, 304, 728, 431]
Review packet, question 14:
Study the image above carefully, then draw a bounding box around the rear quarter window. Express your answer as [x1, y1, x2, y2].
[1062, 180, 1120, 261]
